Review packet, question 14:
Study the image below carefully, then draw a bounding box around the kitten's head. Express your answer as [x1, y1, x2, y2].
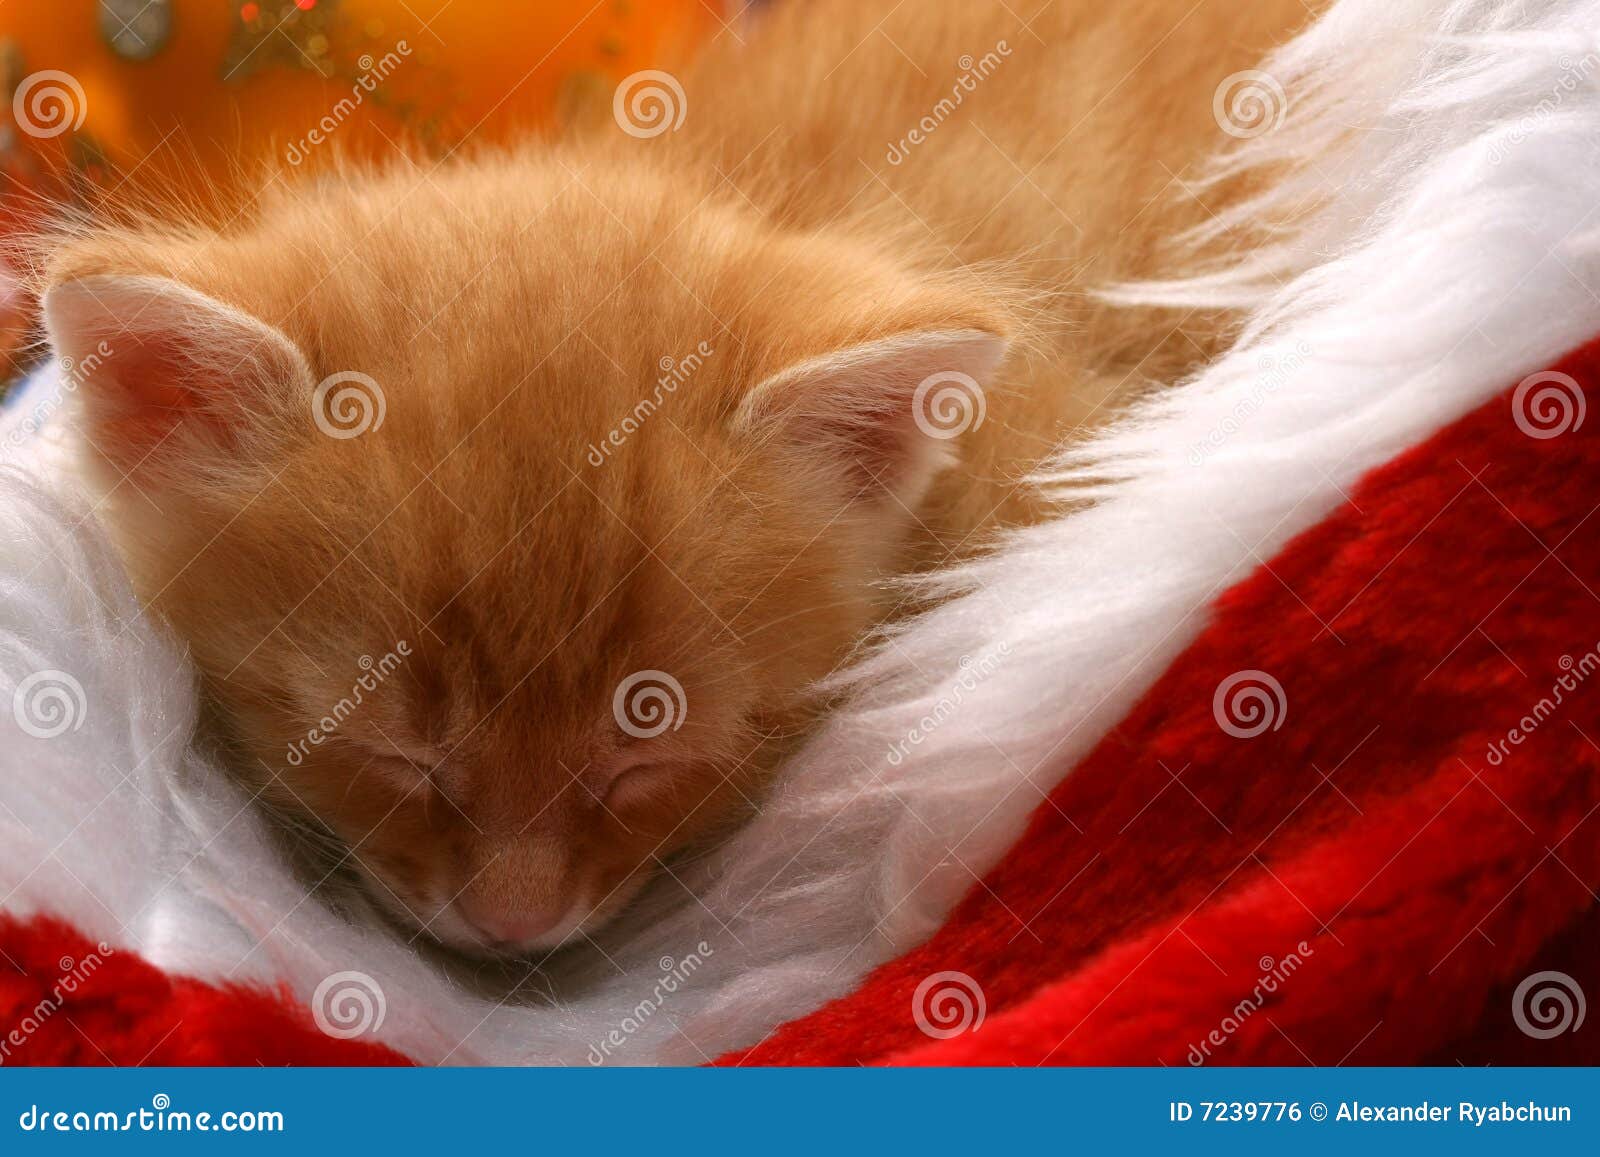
[38, 156, 1008, 955]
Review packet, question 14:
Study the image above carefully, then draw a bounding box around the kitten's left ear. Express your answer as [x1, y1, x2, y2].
[732, 328, 1008, 504]
[42, 273, 315, 479]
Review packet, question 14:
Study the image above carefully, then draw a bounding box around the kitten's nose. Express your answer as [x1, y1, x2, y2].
[456, 893, 566, 948]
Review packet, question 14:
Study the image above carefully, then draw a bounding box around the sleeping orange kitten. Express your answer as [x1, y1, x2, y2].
[38, 0, 1305, 955]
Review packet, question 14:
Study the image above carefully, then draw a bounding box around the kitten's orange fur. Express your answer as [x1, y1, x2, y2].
[37, 0, 1306, 954]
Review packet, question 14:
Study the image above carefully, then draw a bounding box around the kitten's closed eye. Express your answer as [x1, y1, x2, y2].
[594, 747, 680, 811]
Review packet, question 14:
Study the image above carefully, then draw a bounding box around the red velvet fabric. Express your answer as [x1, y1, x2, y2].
[724, 340, 1600, 1065]
[0, 915, 409, 1065]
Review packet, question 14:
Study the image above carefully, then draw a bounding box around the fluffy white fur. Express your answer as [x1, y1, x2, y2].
[4, 0, 1600, 1064]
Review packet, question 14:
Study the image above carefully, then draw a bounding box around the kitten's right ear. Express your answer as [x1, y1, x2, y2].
[42, 274, 314, 478]
[732, 327, 1008, 507]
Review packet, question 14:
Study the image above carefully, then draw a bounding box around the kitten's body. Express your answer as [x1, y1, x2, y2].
[678, 0, 1306, 545]
[39, 0, 1306, 954]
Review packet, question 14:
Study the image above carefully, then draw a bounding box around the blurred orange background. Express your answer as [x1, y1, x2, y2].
[1, 0, 716, 182]
[0, 0, 720, 373]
